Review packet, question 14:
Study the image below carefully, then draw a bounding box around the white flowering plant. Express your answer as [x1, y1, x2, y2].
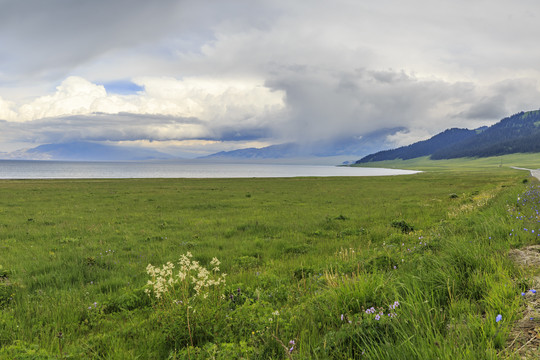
[145, 252, 226, 303]
[144, 252, 227, 348]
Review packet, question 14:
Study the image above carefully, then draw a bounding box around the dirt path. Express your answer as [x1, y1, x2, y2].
[511, 167, 540, 181]
[531, 170, 540, 182]
[507, 247, 540, 358]
[506, 167, 540, 358]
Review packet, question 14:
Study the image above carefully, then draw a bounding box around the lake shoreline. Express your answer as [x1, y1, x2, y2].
[0, 160, 420, 179]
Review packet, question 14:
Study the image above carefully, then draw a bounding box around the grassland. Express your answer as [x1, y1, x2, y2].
[0, 165, 539, 359]
[353, 153, 540, 172]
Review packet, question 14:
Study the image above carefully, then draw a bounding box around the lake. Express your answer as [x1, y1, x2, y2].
[0, 160, 419, 179]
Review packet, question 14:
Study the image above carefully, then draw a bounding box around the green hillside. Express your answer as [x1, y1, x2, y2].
[357, 110, 540, 163]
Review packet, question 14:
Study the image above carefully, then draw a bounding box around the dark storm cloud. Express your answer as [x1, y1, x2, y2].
[0, 0, 178, 81]
[458, 78, 540, 121]
[459, 96, 507, 120]
[265, 67, 481, 142]
[0, 0, 278, 83]
[0, 112, 274, 145]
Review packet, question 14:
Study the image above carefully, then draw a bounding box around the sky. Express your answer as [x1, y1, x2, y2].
[0, 0, 539, 157]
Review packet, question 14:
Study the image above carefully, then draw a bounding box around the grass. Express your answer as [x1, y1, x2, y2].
[0, 166, 538, 358]
[353, 153, 540, 172]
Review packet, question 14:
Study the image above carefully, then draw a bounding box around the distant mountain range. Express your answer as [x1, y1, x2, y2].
[356, 110, 540, 163]
[201, 127, 405, 160]
[2, 142, 174, 161]
[0, 127, 404, 162]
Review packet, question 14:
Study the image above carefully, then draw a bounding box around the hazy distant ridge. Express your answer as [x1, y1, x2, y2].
[6, 142, 174, 161]
[202, 127, 406, 160]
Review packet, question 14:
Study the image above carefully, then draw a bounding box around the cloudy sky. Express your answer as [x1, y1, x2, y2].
[0, 0, 539, 156]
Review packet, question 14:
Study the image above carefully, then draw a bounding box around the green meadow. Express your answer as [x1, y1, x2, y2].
[353, 153, 540, 172]
[1, 161, 539, 359]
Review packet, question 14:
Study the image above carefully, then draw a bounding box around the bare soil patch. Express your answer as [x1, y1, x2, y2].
[507, 246, 540, 359]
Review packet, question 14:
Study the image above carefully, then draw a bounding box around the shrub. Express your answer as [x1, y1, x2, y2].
[283, 243, 310, 255]
[0, 265, 11, 278]
[103, 288, 151, 313]
[0, 340, 57, 359]
[293, 266, 315, 280]
[233, 256, 261, 269]
[0, 267, 15, 309]
[363, 254, 396, 273]
[391, 219, 414, 233]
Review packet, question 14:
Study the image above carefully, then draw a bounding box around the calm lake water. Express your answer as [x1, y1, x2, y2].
[0, 160, 419, 179]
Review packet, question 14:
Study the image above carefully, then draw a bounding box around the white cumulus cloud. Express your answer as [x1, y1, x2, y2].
[0, 96, 17, 121]
[12, 76, 285, 127]
[132, 76, 285, 123]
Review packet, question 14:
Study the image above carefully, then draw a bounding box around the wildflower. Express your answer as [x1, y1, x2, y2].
[496, 314, 502, 323]
[210, 257, 220, 268]
[521, 292, 526, 296]
[375, 314, 380, 321]
[273, 310, 280, 316]
[531, 289, 537, 294]
[341, 314, 344, 321]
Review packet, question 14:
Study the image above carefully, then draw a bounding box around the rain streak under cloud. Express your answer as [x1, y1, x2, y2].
[0, 0, 540, 156]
